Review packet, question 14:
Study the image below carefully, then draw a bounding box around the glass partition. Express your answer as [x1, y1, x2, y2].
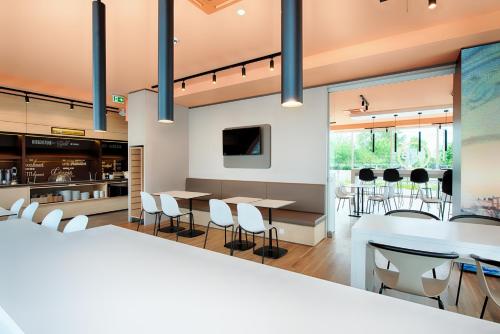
[330, 124, 453, 180]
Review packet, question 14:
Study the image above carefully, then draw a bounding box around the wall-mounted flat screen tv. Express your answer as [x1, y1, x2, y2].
[223, 127, 261, 156]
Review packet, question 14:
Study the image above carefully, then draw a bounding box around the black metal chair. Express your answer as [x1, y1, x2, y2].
[359, 168, 377, 183]
[441, 169, 452, 220]
[383, 168, 403, 209]
[359, 168, 377, 208]
[409, 168, 430, 208]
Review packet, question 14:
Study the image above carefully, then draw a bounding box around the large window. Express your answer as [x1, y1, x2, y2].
[330, 125, 453, 171]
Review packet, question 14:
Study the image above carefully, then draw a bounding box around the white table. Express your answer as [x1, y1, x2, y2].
[0, 220, 498, 334]
[222, 197, 263, 250]
[154, 190, 211, 237]
[252, 199, 295, 258]
[351, 215, 500, 291]
[345, 184, 376, 217]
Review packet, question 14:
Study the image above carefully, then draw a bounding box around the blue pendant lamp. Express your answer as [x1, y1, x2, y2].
[92, 0, 107, 131]
[158, 0, 174, 123]
[281, 0, 303, 107]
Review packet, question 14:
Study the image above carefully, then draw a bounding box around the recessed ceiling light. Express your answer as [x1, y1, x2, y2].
[237, 8, 246, 16]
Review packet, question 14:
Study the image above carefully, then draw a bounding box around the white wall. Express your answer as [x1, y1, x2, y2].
[189, 87, 328, 184]
[128, 89, 189, 222]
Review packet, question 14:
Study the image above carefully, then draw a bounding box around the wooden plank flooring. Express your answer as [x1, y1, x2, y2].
[85, 210, 500, 324]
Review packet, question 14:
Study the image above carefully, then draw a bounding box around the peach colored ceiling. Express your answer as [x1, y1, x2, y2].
[330, 74, 453, 128]
[0, 0, 499, 108]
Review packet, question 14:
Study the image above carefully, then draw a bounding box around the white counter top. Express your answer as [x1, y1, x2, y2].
[0, 220, 498, 334]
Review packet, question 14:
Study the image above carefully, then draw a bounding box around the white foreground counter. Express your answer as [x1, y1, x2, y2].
[0, 220, 498, 334]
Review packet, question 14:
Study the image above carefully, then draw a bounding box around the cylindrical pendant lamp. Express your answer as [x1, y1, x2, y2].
[281, 0, 303, 107]
[158, 0, 174, 123]
[92, 0, 107, 131]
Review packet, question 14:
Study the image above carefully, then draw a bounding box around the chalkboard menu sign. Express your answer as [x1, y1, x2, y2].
[26, 136, 96, 152]
[25, 158, 93, 182]
[102, 141, 127, 156]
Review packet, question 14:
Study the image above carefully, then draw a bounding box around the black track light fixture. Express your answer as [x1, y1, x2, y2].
[212, 73, 217, 84]
[181, 81, 186, 91]
[25, 94, 30, 104]
[270, 58, 275, 71]
[428, 0, 437, 10]
[241, 65, 246, 78]
[70, 102, 74, 110]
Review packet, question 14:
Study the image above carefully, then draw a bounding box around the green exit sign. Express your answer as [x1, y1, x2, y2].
[112, 95, 125, 104]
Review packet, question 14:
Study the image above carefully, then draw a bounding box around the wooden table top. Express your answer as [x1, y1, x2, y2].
[153, 190, 211, 199]
[251, 199, 296, 209]
[222, 197, 262, 204]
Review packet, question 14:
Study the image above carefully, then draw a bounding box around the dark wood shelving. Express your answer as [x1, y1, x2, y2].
[0, 132, 127, 184]
[0, 154, 22, 160]
[26, 153, 95, 160]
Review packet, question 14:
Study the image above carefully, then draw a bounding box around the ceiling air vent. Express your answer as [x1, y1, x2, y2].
[188, 0, 241, 14]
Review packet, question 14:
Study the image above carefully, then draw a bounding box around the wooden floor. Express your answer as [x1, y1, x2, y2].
[86, 210, 500, 324]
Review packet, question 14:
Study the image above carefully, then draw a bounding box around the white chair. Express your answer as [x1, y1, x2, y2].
[63, 215, 88, 233]
[470, 254, 500, 319]
[204, 199, 235, 254]
[383, 210, 440, 273]
[369, 241, 458, 310]
[159, 193, 192, 240]
[41, 209, 63, 231]
[335, 186, 354, 214]
[20, 202, 39, 222]
[385, 209, 440, 220]
[367, 185, 394, 213]
[138, 192, 162, 235]
[419, 193, 442, 219]
[7, 198, 24, 220]
[449, 215, 500, 306]
[237, 203, 278, 264]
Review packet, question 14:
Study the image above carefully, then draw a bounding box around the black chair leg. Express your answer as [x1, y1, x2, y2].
[155, 213, 162, 236]
[437, 296, 444, 310]
[480, 296, 489, 319]
[176, 217, 180, 241]
[153, 214, 158, 236]
[252, 232, 255, 251]
[229, 225, 235, 256]
[379, 283, 384, 294]
[274, 227, 280, 259]
[137, 209, 144, 231]
[261, 233, 266, 264]
[203, 221, 211, 248]
[456, 263, 464, 306]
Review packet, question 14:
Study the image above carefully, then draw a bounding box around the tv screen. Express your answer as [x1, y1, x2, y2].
[223, 127, 261, 156]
